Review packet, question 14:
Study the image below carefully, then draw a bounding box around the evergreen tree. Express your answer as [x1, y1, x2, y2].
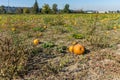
[32, 0, 39, 14]
[52, 4, 58, 14]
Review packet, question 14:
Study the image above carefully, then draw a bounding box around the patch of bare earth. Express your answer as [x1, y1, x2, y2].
[23, 46, 120, 80]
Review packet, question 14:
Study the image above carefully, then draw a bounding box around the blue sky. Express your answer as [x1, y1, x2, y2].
[0, 0, 120, 11]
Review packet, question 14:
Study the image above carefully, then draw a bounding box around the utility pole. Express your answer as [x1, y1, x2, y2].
[8, 0, 9, 13]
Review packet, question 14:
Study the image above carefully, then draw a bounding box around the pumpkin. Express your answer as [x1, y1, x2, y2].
[44, 26, 47, 29]
[113, 27, 117, 30]
[11, 27, 16, 31]
[68, 45, 74, 53]
[68, 43, 85, 55]
[73, 44, 85, 55]
[33, 39, 39, 45]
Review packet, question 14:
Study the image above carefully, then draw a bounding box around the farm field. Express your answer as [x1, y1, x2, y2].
[0, 14, 120, 80]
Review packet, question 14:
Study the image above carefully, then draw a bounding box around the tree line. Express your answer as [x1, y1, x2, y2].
[0, 0, 72, 14]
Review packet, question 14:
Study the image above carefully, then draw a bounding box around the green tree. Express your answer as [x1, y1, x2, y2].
[15, 8, 23, 14]
[52, 4, 58, 14]
[117, 10, 120, 13]
[41, 4, 51, 14]
[23, 8, 30, 14]
[32, 0, 39, 14]
[63, 4, 70, 13]
[0, 5, 6, 14]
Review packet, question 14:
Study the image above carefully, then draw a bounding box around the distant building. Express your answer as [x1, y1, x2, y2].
[85, 10, 98, 13]
[99, 11, 106, 13]
[4, 6, 17, 13]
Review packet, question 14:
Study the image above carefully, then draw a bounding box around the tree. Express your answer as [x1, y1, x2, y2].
[63, 4, 70, 13]
[52, 4, 58, 14]
[117, 10, 120, 13]
[41, 4, 51, 14]
[105, 11, 108, 14]
[15, 8, 23, 14]
[0, 5, 6, 14]
[23, 8, 30, 14]
[32, 0, 39, 14]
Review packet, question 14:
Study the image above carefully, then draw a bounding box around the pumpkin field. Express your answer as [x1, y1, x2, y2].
[0, 14, 120, 80]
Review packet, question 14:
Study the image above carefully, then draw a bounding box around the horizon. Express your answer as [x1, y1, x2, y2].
[0, 0, 120, 11]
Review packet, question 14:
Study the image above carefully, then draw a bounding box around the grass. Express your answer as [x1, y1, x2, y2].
[0, 14, 120, 79]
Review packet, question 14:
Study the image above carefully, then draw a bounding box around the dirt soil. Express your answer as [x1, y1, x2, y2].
[22, 44, 120, 80]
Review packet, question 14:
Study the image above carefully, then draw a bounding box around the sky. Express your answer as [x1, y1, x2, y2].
[0, 0, 120, 11]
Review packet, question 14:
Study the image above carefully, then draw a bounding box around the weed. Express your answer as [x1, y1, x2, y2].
[72, 33, 85, 39]
[32, 27, 45, 32]
[57, 46, 67, 53]
[42, 42, 55, 48]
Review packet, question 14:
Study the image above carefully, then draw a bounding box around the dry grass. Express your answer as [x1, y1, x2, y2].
[0, 14, 120, 80]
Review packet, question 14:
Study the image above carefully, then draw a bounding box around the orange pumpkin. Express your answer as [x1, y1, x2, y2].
[68, 43, 85, 55]
[33, 39, 39, 45]
[73, 44, 85, 55]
